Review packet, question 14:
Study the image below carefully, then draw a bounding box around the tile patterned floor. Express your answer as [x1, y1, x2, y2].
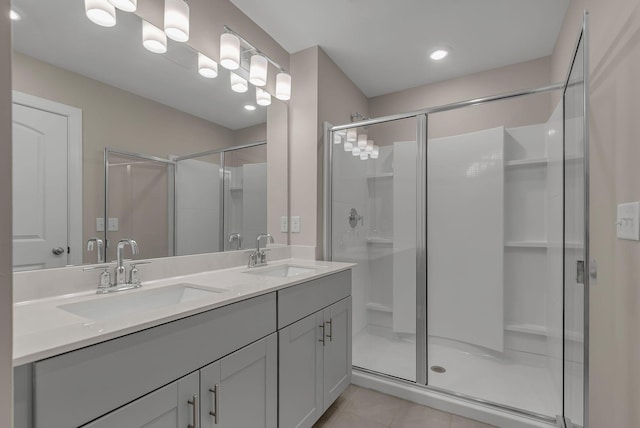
[313, 385, 496, 428]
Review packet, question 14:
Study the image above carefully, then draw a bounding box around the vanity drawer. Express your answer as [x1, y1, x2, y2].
[33, 292, 276, 428]
[278, 270, 351, 329]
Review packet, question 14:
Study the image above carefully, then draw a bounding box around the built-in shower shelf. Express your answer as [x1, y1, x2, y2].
[367, 238, 393, 246]
[229, 186, 243, 191]
[505, 158, 548, 167]
[366, 173, 394, 179]
[365, 302, 393, 313]
[504, 241, 547, 248]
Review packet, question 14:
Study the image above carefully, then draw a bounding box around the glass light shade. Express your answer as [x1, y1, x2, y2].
[275, 72, 291, 101]
[346, 128, 357, 142]
[85, 0, 116, 27]
[198, 53, 218, 78]
[108, 0, 136, 12]
[352, 147, 361, 156]
[142, 20, 167, 54]
[360, 152, 369, 160]
[366, 140, 374, 153]
[230, 73, 248, 93]
[164, 0, 189, 42]
[9, 9, 21, 20]
[333, 134, 342, 145]
[357, 134, 368, 149]
[371, 145, 380, 159]
[249, 55, 268, 87]
[256, 87, 272, 106]
[343, 141, 353, 151]
[220, 33, 240, 70]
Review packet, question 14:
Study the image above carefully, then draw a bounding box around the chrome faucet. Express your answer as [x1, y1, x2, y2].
[248, 233, 274, 267]
[116, 239, 139, 285]
[86, 237, 105, 264]
[228, 233, 242, 250]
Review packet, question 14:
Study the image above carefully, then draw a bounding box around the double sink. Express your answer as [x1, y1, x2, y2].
[58, 264, 318, 322]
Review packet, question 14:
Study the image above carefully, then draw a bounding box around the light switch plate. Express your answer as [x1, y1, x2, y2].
[280, 216, 288, 233]
[616, 202, 640, 240]
[291, 216, 301, 233]
[108, 217, 119, 232]
[96, 218, 105, 232]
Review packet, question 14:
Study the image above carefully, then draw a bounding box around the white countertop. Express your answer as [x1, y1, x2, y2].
[13, 259, 353, 366]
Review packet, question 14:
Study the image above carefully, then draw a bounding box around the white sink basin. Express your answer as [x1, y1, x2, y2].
[58, 284, 227, 321]
[245, 264, 318, 278]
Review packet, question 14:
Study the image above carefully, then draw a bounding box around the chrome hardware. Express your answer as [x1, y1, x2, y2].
[83, 266, 112, 290]
[187, 394, 199, 428]
[86, 237, 105, 263]
[52, 246, 65, 256]
[325, 318, 333, 341]
[116, 239, 139, 285]
[248, 233, 274, 268]
[348, 208, 363, 228]
[319, 323, 326, 346]
[85, 239, 145, 294]
[228, 233, 242, 250]
[209, 384, 220, 424]
[576, 260, 585, 284]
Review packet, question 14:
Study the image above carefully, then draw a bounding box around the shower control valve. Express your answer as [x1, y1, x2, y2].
[348, 208, 363, 228]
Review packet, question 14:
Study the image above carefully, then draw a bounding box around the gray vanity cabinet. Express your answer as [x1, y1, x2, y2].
[200, 333, 277, 428]
[322, 297, 352, 408]
[84, 371, 199, 428]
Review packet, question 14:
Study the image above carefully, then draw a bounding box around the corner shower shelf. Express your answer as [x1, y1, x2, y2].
[366, 173, 394, 179]
[367, 238, 393, 246]
[504, 240, 582, 249]
[505, 158, 548, 167]
[365, 302, 393, 313]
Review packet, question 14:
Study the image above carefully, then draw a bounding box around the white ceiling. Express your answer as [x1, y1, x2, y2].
[12, 0, 267, 130]
[230, 0, 570, 97]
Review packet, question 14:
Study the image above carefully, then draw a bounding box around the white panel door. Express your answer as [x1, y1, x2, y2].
[12, 103, 68, 270]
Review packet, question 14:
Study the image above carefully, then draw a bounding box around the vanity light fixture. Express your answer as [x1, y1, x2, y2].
[9, 9, 21, 20]
[275, 72, 291, 101]
[366, 140, 374, 153]
[360, 152, 369, 160]
[249, 54, 268, 87]
[142, 20, 167, 54]
[164, 0, 189, 42]
[333, 134, 342, 145]
[357, 134, 368, 150]
[371, 145, 380, 159]
[85, 0, 116, 27]
[244, 104, 257, 111]
[344, 141, 354, 151]
[334, 113, 378, 161]
[198, 53, 218, 78]
[346, 129, 357, 142]
[220, 33, 241, 70]
[256, 87, 272, 106]
[230, 72, 248, 93]
[430, 48, 449, 61]
[352, 147, 362, 157]
[108, 0, 136, 12]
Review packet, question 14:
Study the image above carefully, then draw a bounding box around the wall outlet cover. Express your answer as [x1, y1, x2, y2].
[280, 216, 288, 233]
[96, 218, 104, 232]
[616, 201, 640, 240]
[108, 217, 119, 232]
[291, 216, 301, 233]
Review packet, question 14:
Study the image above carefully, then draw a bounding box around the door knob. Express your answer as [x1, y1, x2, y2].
[52, 247, 65, 255]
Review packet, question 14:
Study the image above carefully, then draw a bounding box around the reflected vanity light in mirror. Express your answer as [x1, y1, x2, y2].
[275, 72, 291, 101]
[244, 104, 256, 111]
[344, 141, 353, 151]
[9, 9, 21, 20]
[142, 20, 167, 54]
[85, 0, 116, 27]
[108, 0, 137, 13]
[352, 147, 361, 156]
[357, 133, 367, 149]
[360, 152, 369, 160]
[256, 87, 271, 106]
[249, 54, 268, 87]
[198, 53, 218, 78]
[333, 134, 342, 145]
[371, 145, 380, 159]
[164, 0, 189, 42]
[230, 72, 248, 93]
[366, 140, 374, 153]
[346, 128, 357, 142]
[220, 33, 240, 70]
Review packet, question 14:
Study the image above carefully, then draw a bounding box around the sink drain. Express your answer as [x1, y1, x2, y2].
[430, 365, 446, 373]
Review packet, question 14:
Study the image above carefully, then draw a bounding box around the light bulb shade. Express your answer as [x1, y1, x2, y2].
[108, 0, 136, 12]
[164, 0, 189, 42]
[360, 152, 369, 160]
[220, 33, 240, 70]
[344, 142, 353, 151]
[357, 134, 367, 149]
[256, 87, 272, 106]
[249, 55, 268, 87]
[198, 53, 218, 78]
[333, 134, 342, 145]
[346, 128, 357, 142]
[142, 20, 167, 54]
[352, 147, 361, 156]
[371, 145, 380, 159]
[275, 72, 291, 101]
[366, 140, 374, 153]
[85, 0, 116, 27]
[230, 72, 248, 93]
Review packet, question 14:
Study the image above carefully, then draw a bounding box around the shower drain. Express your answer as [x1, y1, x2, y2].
[430, 365, 446, 373]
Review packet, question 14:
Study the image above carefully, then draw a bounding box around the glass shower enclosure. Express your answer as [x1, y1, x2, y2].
[324, 14, 588, 426]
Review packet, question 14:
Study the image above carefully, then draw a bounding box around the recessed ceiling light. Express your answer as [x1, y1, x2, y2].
[244, 105, 256, 111]
[9, 9, 21, 20]
[430, 49, 449, 61]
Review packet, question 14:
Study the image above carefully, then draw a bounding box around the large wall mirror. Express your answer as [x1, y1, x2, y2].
[11, 0, 289, 271]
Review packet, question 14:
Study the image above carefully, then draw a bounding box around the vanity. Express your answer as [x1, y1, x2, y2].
[13, 258, 353, 428]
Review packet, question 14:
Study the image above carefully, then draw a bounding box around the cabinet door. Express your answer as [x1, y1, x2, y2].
[279, 311, 325, 428]
[323, 297, 352, 410]
[200, 334, 277, 428]
[84, 371, 199, 428]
